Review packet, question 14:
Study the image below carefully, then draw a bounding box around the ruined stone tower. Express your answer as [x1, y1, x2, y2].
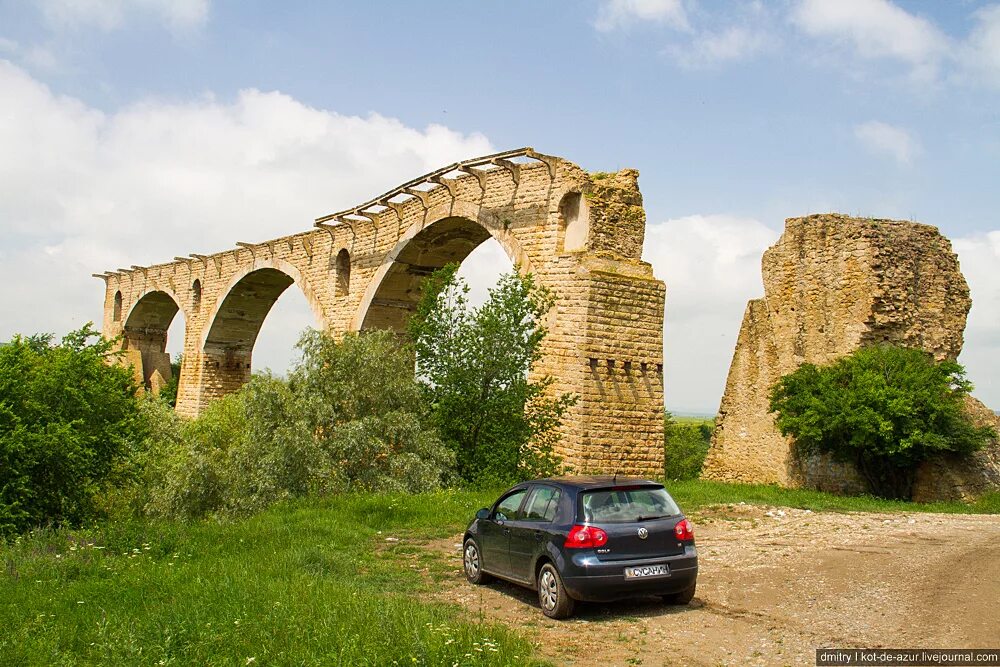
[703, 213, 1000, 499]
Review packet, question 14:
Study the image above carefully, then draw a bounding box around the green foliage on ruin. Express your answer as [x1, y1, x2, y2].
[663, 412, 713, 480]
[408, 265, 576, 487]
[769, 344, 996, 500]
[0, 324, 145, 537]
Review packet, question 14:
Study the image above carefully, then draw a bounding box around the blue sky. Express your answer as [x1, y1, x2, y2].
[1, 0, 998, 413]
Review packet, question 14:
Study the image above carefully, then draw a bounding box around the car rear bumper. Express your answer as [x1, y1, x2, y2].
[561, 546, 698, 602]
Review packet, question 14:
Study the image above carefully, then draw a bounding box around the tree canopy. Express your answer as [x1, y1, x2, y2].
[0, 324, 144, 536]
[134, 329, 454, 520]
[769, 344, 995, 499]
[408, 264, 576, 486]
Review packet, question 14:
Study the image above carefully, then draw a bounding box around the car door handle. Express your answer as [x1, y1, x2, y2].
[503, 528, 510, 536]
[534, 532, 544, 542]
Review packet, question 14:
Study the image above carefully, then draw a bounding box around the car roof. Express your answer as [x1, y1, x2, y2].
[530, 475, 663, 490]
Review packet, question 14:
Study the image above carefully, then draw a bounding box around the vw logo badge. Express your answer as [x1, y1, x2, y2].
[637, 527, 649, 540]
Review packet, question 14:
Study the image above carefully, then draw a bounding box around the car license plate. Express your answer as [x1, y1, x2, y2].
[624, 564, 669, 579]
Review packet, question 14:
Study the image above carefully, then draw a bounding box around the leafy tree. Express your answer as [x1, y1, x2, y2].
[769, 345, 995, 499]
[408, 264, 576, 486]
[663, 412, 713, 480]
[290, 329, 454, 494]
[0, 324, 144, 536]
[138, 329, 453, 520]
[142, 374, 319, 520]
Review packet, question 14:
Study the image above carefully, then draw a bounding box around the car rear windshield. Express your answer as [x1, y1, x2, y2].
[579, 486, 681, 523]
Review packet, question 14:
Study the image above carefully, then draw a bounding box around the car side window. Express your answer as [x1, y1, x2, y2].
[494, 490, 527, 522]
[523, 486, 561, 522]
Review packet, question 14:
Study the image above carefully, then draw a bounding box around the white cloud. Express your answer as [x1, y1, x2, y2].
[0, 59, 492, 371]
[853, 120, 921, 165]
[954, 231, 1000, 410]
[958, 4, 1000, 89]
[37, 0, 209, 33]
[594, 0, 690, 33]
[643, 215, 1000, 413]
[643, 214, 780, 413]
[0, 38, 61, 74]
[790, 0, 949, 81]
[669, 25, 771, 69]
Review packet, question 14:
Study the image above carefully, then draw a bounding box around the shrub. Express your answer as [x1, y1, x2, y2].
[663, 413, 713, 480]
[142, 375, 320, 520]
[769, 345, 996, 499]
[0, 325, 144, 537]
[290, 329, 454, 494]
[139, 330, 453, 520]
[408, 265, 575, 487]
[157, 354, 182, 407]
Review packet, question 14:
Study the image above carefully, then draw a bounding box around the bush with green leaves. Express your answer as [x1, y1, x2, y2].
[769, 344, 995, 499]
[137, 330, 453, 520]
[157, 354, 182, 408]
[0, 324, 144, 537]
[290, 329, 454, 494]
[663, 413, 713, 480]
[408, 264, 576, 487]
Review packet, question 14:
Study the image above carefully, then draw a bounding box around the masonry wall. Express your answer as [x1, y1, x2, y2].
[703, 213, 1000, 499]
[99, 151, 668, 477]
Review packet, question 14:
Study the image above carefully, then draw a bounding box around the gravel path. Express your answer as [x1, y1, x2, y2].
[425, 505, 1000, 666]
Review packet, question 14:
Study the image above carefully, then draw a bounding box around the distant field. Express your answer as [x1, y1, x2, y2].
[668, 414, 715, 425]
[668, 479, 1000, 515]
[2, 481, 997, 665]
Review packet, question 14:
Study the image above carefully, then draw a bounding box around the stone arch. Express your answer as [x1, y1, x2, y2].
[200, 257, 326, 353]
[189, 258, 326, 409]
[354, 211, 531, 332]
[121, 288, 185, 393]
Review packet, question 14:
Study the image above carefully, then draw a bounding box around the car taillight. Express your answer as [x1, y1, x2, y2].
[674, 518, 694, 541]
[564, 525, 608, 549]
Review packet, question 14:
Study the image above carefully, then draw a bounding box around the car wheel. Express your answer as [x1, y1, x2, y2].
[537, 563, 575, 619]
[463, 538, 493, 585]
[662, 581, 696, 605]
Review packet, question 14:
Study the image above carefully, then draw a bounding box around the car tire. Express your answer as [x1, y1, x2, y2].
[463, 538, 493, 585]
[537, 562, 575, 619]
[662, 581, 697, 605]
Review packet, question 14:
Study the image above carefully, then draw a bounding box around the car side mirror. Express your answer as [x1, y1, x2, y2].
[476, 508, 490, 520]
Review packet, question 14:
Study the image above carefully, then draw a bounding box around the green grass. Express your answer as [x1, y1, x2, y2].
[0, 489, 537, 667]
[3, 480, 997, 666]
[665, 478, 1000, 515]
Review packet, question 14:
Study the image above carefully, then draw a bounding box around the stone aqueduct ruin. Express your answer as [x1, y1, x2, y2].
[97, 149, 667, 476]
[99, 149, 1000, 496]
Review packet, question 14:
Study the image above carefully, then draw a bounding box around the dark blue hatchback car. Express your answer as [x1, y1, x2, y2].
[462, 476, 698, 618]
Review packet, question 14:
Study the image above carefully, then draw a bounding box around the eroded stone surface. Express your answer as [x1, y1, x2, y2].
[98, 150, 667, 476]
[703, 213, 999, 499]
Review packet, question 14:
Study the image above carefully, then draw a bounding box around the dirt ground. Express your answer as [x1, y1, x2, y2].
[418, 505, 1000, 666]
